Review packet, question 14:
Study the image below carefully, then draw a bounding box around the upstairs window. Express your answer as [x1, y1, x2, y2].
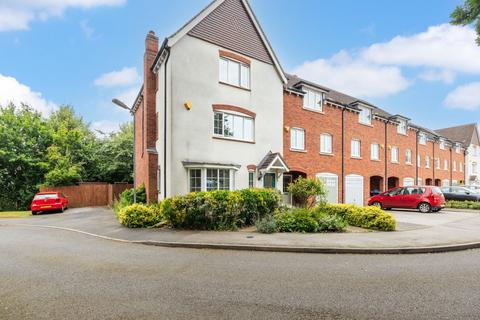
[320, 133, 332, 154]
[351, 139, 361, 158]
[453, 161, 457, 172]
[426, 156, 430, 168]
[371, 143, 380, 160]
[444, 159, 448, 170]
[303, 88, 323, 111]
[419, 133, 427, 145]
[359, 107, 372, 125]
[219, 57, 250, 89]
[417, 155, 421, 167]
[214, 111, 254, 142]
[435, 158, 440, 169]
[439, 139, 445, 150]
[460, 162, 463, 172]
[397, 119, 407, 135]
[405, 149, 412, 164]
[455, 145, 461, 154]
[391, 146, 399, 163]
[290, 128, 305, 151]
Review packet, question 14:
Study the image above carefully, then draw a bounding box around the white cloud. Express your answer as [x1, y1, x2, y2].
[80, 19, 94, 39]
[0, 73, 57, 114]
[444, 82, 480, 110]
[0, 0, 125, 31]
[94, 67, 140, 88]
[91, 120, 121, 136]
[419, 69, 456, 84]
[361, 24, 480, 74]
[292, 51, 410, 98]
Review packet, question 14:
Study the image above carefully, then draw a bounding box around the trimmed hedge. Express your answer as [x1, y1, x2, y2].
[446, 200, 480, 210]
[116, 203, 162, 228]
[274, 208, 347, 233]
[160, 188, 282, 230]
[321, 204, 396, 231]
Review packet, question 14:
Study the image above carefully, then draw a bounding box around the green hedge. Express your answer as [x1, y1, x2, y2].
[158, 188, 282, 230]
[321, 204, 396, 231]
[113, 184, 147, 214]
[446, 200, 480, 210]
[116, 203, 162, 228]
[274, 208, 347, 233]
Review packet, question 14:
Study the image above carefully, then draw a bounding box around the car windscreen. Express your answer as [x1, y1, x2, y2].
[33, 194, 57, 200]
[431, 187, 443, 195]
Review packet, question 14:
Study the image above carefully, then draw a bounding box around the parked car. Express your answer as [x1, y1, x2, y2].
[440, 186, 480, 202]
[368, 186, 445, 213]
[463, 185, 480, 193]
[30, 192, 68, 215]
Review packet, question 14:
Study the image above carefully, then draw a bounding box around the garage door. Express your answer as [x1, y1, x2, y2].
[316, 173, 338, 204]
[345, 174, 364, 206]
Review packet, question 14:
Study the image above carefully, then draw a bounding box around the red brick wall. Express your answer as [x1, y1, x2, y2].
[283, 90, 466, 204]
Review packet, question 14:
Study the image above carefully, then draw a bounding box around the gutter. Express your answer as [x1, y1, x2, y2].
[341, 108, 345, 203]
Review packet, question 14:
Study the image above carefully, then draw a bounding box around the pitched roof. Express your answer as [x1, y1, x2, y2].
[153, 0, 286, 83]
[257, 151, 289, 171]
[435, 123, 479, 145]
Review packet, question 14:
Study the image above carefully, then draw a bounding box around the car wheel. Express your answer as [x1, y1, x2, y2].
[31, 211, 37, 215]
[418, 202, 431, 213]
[385, 208, 392, 211]
[372, 201, 382, 209]
[60, 205, 64, 213]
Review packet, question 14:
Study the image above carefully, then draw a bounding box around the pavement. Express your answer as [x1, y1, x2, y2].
[2, 207, 480, 253]
[2, 225, 480, 319]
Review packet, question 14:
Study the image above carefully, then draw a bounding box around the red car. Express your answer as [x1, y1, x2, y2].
[368, 186, 445, 213]
[31, 192, 69, 215]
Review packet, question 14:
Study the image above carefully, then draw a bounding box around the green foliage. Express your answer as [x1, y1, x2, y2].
[255, 215, 277, 234]
[114, 184, 147, 214]
[159, 189, 282, 231]
[287, 177, 327, 208]
[116, 203, 162, 228]
[275, 208, 347, 233]
[321, 204, 396, 231]
[451, 0, 480, 45]
[446, 200, 480, 210]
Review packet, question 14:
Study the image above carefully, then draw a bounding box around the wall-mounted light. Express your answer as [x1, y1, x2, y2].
[284, 126, 290, 132]
[184, 101, 192, 110]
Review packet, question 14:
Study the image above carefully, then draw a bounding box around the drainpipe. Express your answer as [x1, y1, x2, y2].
[163, 48, 171, 199]
[450, 145, 453, 185]
[341, 108, 345, 203]
[415, 131, 419, 185]
[384, 116, 396, 190]
[432, 140, 435, 184]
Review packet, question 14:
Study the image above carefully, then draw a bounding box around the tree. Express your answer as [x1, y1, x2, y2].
[0, 104, 51, 210]
[451, 0, 480, 45]
[94, 123, 134, 183]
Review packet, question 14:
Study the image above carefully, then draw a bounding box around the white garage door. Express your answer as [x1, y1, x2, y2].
[403, 177, 415, 186]
[316, 173, 338, 204]
[345, 174, 364, 206]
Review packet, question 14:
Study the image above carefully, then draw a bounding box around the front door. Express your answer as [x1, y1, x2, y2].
[263, 173, 276, 189]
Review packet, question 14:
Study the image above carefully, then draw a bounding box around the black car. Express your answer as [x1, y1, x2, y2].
[440, 186, 480, 201]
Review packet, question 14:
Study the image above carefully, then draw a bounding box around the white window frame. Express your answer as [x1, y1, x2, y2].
[358, 107, 372, 125]
[444, 159, 448, 171]
[213, 111, 254, 142]
[351, 139, 361, 158]
[303, 87, 324, 112]
[391, 146, 399, 163]
[417, 155, 421, 167]
[397, 119, 407, 135]
[453, 161, 457, 172]
[320, 133, 333, 154]
[426, 156, 430, 168]
[419, 133, 427, 145]
[455, 145, 461, 154]
[405, 149, 412, 164]
[370, 143, 380, 161]
[248, 171, 255, 188]
[435, 158, 440, 169]
[219, 57, 250, 89]
[439, 139, 445, 150]
[460, 162, 463, 172]
[290, 128, 305, 151]
[188, 168, 234, 193]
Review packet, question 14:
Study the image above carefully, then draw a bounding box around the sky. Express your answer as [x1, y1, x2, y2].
[0, 0, 479, 134]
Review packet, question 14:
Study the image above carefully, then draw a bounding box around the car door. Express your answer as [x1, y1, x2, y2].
[383, 188, 403, 208]
[402, 187, 420, 208]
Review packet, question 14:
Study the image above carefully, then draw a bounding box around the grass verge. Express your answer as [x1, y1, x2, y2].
[0, 211, 32, 218]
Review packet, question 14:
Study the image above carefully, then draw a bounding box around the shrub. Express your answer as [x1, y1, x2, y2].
[287, 177, 327, 208]
[446, 200, 480, 210]
[321, 204, 396, 231]
[255, 215, 277, 234]
[116, 203, 162, 228]
[114, 184, 147, 214]
[160, 188, 282, 231]
[275, 208, 347, 233]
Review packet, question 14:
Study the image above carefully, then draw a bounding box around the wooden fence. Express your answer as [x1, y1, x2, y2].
[40, 182, 133, 208]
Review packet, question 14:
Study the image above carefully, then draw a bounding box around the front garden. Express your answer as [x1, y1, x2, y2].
[114, 178, 396, 233]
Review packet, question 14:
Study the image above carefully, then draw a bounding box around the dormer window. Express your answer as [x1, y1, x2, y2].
[303, 88, 323, 112]
[419, 133, 426, 145]
[359, 107, 372, 125]
[455, 144, 461, 154]
[439, 139, 445, 150]
[397, 119, 407, 135]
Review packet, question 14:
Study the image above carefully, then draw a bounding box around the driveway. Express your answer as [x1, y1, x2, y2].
[2, 207, 480, 253]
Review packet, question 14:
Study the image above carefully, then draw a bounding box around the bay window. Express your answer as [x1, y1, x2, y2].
[189, 168, 233, 193]
[214, 111, 254, 142]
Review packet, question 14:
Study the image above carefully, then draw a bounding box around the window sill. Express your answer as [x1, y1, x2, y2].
[370, 159, 381, 162]
[219, 81, 251, 92]
[351, 156, 362, 160]
[391, 161, 400, 165]
[406, 163, 413, 166]
[290, 148, 307, 153]
[302, 107, 325, 115]
[319, 152, 334, 156]
[212, 136, 255, 144]
[397, 132, 408, 136]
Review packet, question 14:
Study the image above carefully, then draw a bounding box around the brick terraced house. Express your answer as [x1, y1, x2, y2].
[133, 0, 468, 205]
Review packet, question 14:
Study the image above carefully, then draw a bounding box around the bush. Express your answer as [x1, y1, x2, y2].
[255, 215, 277, 234]
[287, 177, 327, 208]
[446, 200, 480, 210]
[113, 184, 147, 214]
[321, 204, 396, 231]
[160, 188, 282, 231]
[116, 203, 162, 228]
[275, 208, 346, 233]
